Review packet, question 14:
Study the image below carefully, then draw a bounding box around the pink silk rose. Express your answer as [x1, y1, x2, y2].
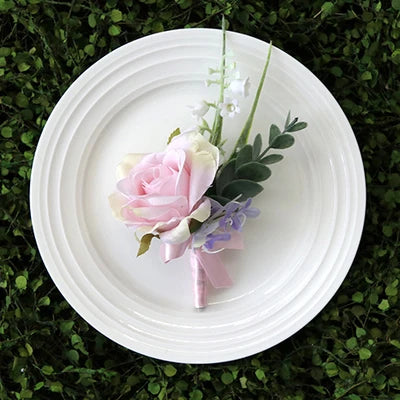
[109, 132, 219, 250]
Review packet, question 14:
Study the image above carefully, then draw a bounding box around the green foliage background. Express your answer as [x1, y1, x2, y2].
[1, 0, 400, 399]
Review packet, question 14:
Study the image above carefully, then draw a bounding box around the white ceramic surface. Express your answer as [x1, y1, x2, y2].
[30, 29, 365, 363]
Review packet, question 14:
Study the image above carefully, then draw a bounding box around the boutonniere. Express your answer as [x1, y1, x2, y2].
[109, 18, 307, 309]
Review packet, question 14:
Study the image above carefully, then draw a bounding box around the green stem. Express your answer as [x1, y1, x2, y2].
[258, 145, 271, 160]
[233, 41, 273, 152]
[210, 16, 227, 146]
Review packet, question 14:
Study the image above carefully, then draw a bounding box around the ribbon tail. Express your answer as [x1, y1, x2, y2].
[190, 251, 208, 308]
[195, 249, 233, 289]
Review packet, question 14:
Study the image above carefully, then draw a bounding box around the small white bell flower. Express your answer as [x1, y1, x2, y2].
[218, 98, 240, 118]
[188, 100, 210, 120]
[229, 77, 251, 97]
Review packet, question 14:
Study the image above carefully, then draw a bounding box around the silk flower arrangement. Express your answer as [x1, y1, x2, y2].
[109, 22, 307, 309]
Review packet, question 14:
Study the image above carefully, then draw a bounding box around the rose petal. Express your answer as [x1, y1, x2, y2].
[108, 192, 128, 220]
[116, 153, 147, 180]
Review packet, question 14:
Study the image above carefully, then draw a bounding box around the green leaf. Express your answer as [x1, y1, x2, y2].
[18, 62, 30, 72]
[356, 327, 366, 338]
[352, 292, 364, 303]
[190, 389, 203, 400]
[15, 93, 29, 108]
[221, 372, 234, 385]
[20, 389, 33, 399]
[359, 348, 372, 360]
[110, 9, 123, 22]
[38, 296, 50, 307]
[148, 382, 160, 395]
[378, 299, 390, 311]
[287, 122, 307, 132]
[271, 134, 295, 149]
[167, 127, 181, 144]
[390, 339, 400, 349]
[216, 159, 236, 195]
[325, 362, 338, 377]
[60, 320, 74, 334]
[41, 365, 54, 375]
[269, 124, 281, 145]
[252, 134, 262, 158]
[392, 0, 400, 11]
[236, 162, 271, 182]
[84, 44, 95, 57]
[142, 363, 156, 376]
[346, 337, 358, 350]
[164, 364, 177, 377]
[321, 2, 334, 17]
[235, 144, 253, 169]
[108, 25, 121, 36]
[2, 126, 13, 138]
[137, 234, 156, 257]
[222, 179, 264, 200]
[361, 71, 372, 81]
[67, 349, 79, 363]
[88, 13, 96, 28]
[255, 369, 265, 380]
[260, 154, 283, 164]
[15, 276, 27, 290]
[34, 382, 44, 391]
[199, 371, 211, 381]
[49, 381, 63, 393]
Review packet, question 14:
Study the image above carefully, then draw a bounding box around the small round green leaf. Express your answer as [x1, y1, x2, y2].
[392, 0, 400, 11]
[108, 25, 121, 36]
[164, 364, 177, 377]
[1, 126, 13, 138]
[88, 13, 96, 28]
[148, 382, 160, 395]
[84, 44, 95, 57]
[110, 9, 123, 22]
[221, 372, 234, 385]
[359, 348, 372, 360]
[15, 276, 27, 290]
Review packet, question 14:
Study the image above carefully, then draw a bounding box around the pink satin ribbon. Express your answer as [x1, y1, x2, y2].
[160, 232, 243, 308]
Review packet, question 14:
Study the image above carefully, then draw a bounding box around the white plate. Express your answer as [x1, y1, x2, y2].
[30, 29, 365, 363]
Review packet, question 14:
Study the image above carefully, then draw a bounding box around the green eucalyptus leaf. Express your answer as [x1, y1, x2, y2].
[222, 179, 264, 200]
[253, 134, 262, 158]
[287, 121, 308, 132]
[137, 234, 157, 257]
[269, 124, 281, 145]
[271, 134, 295, 149]
[216, 159, 236, 195]
[235, 145, 253, 169]
[236, 162, 271, 182]
[260, 154, 284, 164]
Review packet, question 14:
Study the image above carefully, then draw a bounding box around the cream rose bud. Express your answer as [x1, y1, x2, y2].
[229, 77, 250, 97]
[109, 132, 219, 245]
